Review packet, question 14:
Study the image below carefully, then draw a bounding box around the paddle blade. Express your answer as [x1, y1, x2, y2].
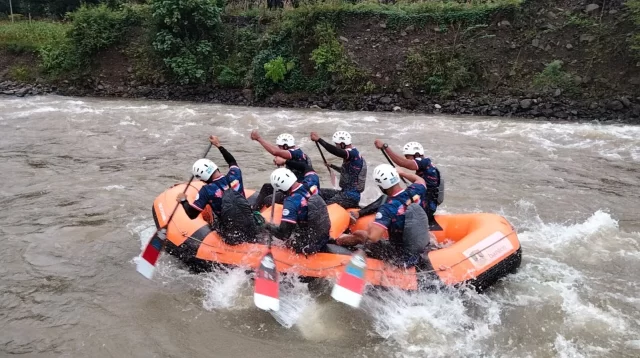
[329, 169, 338, 189]
[136, 229, 166, 280]
[254, 252, 279, 311]
[331, 249, 367, 308]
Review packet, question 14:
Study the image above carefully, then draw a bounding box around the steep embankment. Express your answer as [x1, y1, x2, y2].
[1, 0, 639, 122]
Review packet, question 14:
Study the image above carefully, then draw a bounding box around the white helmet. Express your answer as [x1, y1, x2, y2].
[403, 141, 424, 156]
[373, 164, 400, 190]
[270, 168, 297, 192]
[192, 159, 218, 181]
[332, 131, 352, 145]
[276, 133, 295, 147]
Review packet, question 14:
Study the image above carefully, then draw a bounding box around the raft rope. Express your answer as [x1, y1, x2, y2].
[170, 217, 516, 277]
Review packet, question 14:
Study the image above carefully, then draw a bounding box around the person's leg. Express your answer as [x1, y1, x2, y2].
[263, 191, 285, 208]
[427, 200, 442, 230]
[356, 194, 387, 217]
[325, 191, 359, 209]
[252, 183, 273, 211]
[319, 188, 339, 202]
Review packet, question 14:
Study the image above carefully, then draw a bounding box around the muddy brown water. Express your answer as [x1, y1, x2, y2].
[1, 96, 639, 358]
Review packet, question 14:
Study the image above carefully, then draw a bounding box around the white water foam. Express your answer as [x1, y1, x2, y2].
[126, 196, 639, 356]
[104, 185, 125, 191]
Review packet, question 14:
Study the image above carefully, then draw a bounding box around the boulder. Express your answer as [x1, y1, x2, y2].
[585, 4, 600, 13]
[520, 99, 533, 109]
[607, 100, 624, 111]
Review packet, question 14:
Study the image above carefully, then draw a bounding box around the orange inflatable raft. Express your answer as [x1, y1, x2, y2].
[152, 182, 521, 292]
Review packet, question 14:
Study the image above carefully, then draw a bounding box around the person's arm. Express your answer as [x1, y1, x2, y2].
[176, 191, 206, 220]
[374, 139, 418, 170]
[265, 221, 296, 240]
[283, 158, 313, 174]
[336, 224, 386, 246]
[180, 200, 203, 219]
[218, 146, 237, 167]
[251, 130, 292, 159]
[398, 170, 426, 187]
[209, 135, 238, 167]
[317, 138, 348, 159]
[264, 195, 299, 239]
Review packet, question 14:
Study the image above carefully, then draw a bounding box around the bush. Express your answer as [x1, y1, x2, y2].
[217, 66, 242, 87]
[532, 60, 577, 93]
[628, 0, 640, 58]
[404, 48, 478, 95]
[67, 4, 138, 58]
[8, 65, 34, 82]
[151, 0, 222, 84]
[39, 40, 77, 74]
[310, 23, 367, 92]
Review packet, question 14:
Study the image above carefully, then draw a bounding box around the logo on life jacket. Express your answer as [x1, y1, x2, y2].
[282, 209, 290, 216]
[230, 179, 240, 191]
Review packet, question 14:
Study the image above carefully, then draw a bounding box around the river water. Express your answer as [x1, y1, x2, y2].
[1, 95, 639, 358]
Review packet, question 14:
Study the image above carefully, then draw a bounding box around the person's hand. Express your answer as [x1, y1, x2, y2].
[273, 156, 287, 166]
[209, 135, 220, 147]
[310, 132, 320, 142]
[374, 139, 385, 150]
[353, 230, 367, 240]
[176, 193, 187, 202]
[250, 130, 261, 141]
[348, 210, 360, 225]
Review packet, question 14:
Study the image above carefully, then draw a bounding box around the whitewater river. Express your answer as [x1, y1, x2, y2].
[1, 96, 639, 357]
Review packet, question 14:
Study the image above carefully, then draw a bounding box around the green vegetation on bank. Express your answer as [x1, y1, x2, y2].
[1, 0, 521, 96]
[0, 20, 68, 53]
[628, 0, 640, 58]
[1, 0, 637, 99]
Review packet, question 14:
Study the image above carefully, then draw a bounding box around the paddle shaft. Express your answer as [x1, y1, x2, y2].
[315, 142, 337, 187]
[267, 188, 277, 249]
[163, 143, 213, 230]
[380, 148, 409, 185]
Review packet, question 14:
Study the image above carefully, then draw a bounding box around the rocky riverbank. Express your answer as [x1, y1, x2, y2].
[2, 80, 639, 123]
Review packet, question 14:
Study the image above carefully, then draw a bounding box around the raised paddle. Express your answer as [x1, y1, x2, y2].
[315, 142, 338, 188]
[254, 190, 280, 311]
[136, 143, 213, 280]
[331, 247, 367, 308]
[380, 148, 409, 185]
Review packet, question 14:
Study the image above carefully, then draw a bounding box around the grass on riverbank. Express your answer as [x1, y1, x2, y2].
[0, 21, 69, 53]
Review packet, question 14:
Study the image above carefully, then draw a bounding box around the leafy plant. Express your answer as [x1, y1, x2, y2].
[264, 57, 294, 83]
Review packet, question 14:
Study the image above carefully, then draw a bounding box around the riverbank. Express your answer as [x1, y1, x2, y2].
[2, 79, 639, 122]
[1, 0, 639, 122]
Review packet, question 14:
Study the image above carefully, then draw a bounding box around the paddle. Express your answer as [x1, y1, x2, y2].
[315, 142, 337, 188]
[136, 143, 213, 280]
[254, 191, 279, 311]
[332, 148, 402, 307]
[380, 148, 408, 185]
[331, 247, 367, 308]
